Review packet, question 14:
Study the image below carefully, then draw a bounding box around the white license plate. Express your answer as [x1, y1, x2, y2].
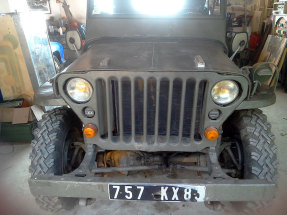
[109, 184, 206, 202]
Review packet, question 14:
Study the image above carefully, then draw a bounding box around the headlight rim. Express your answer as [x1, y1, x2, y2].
[65, 77, 93, 103]
[211, 80, 240, 106]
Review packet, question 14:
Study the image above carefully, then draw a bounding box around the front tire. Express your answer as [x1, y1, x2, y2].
[29, 108, 83, 212]
[219, 109, 279, 214]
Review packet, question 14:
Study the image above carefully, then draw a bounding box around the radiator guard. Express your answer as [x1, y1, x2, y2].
[56, 71, 249, 152]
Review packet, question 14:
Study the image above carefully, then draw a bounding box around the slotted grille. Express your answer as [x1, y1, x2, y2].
[96, 77, 207, 145]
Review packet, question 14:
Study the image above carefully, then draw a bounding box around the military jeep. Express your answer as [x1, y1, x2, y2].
[29, 0, 278, 213]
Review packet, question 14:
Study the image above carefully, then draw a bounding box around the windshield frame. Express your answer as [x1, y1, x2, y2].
[87, 0, 226, 20]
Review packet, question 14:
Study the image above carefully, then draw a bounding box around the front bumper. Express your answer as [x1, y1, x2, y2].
[29, 175, 276, 202]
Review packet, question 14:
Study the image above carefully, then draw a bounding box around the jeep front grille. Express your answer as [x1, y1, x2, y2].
[96, 76, 207, 145]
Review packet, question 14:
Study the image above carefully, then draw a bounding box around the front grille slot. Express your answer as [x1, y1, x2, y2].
[96, 76, 207, 145]
[194, 80, 207, 141]
[147, 78, 157, 137]
[110, 78, 120, 138]
[170, 78, 183, 137]
[182, 79, 195, 139]
[96, 79, 108, 139]
[121, 78, 132, 139]
[134, 78, 144, 137]
[158, 78, 169, 137]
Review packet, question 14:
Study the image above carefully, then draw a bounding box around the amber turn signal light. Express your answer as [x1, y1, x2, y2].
[205, 127, 219, 141]
[83, 124, 98, 138]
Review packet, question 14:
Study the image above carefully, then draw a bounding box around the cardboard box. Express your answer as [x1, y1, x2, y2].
[0, 107, 34, 124]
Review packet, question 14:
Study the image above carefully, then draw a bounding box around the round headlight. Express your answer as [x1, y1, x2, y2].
[66, 78, 92, 102]
[211, 80, 239, 105]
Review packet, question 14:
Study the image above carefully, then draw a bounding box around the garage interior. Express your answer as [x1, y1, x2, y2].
[1, 0, 287, 215]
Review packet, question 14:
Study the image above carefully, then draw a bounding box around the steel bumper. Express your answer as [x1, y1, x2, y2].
[29, 175, 276, 202]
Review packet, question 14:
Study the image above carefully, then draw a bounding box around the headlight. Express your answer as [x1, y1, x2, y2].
[211, 80, 239, 105]
[66, 78, 92, 102]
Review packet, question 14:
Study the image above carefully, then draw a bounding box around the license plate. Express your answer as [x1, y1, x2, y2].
[109, 184, 205, 202]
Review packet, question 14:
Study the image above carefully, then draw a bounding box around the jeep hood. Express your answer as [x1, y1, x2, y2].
[65, 38, 241, 75]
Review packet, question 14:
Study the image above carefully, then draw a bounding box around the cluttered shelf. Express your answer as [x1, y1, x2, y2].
[227, 0, 287, 92]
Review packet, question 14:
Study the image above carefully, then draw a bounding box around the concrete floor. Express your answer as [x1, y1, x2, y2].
[0, 89, 287, 215]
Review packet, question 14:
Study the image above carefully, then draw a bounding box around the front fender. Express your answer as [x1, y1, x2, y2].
[236, 93, 276, 110]
[34, 82, 67, 106]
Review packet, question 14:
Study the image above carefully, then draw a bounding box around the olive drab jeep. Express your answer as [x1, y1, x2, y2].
[29, 0, 278, 213]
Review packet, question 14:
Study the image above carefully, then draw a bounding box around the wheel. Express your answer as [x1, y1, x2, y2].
[29, 108, 85, 212]
[217, 109, 279, 214]
[53, 55, 62, 74]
